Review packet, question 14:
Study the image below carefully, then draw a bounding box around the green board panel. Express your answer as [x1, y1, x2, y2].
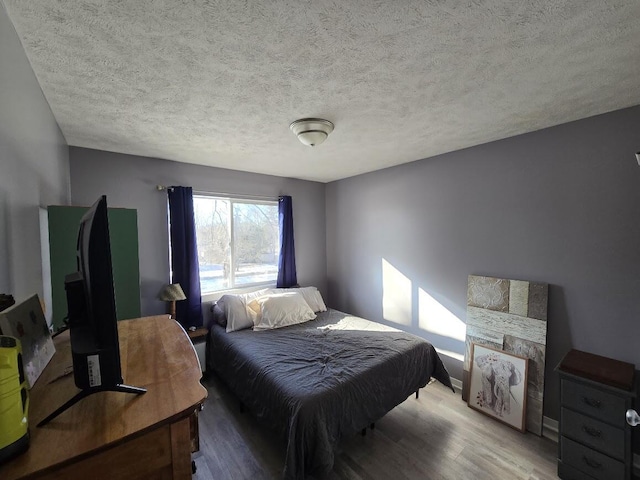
[47, 206, 141, 330]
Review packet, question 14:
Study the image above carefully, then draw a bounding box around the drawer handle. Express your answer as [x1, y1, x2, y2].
[582, 425, 602, 437]
[581, 396, 602, 408]
[582, 455, 602, 470]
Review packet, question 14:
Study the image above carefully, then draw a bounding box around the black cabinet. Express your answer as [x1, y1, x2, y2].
[557, 349, 636, 480]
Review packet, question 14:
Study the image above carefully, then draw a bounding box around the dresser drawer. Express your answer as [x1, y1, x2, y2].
[561, 379, 627, 427]
[558, 460, 598, 480]
[561, 436, 625, 480]
[561, 407, 625, 460]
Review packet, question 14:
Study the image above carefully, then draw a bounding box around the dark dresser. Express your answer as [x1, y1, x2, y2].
[557, 349, 637, 480]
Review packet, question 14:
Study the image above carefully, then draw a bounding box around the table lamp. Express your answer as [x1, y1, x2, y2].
[158, 283, 186, 320]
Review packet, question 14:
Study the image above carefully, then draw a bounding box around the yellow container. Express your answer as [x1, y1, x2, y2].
[0, 336, 29, 464]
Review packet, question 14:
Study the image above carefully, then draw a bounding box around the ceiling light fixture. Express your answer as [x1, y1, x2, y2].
[290, 118, 334, 147]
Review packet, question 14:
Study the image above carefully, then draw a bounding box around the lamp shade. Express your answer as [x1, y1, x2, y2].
[158, 283, 186, 302]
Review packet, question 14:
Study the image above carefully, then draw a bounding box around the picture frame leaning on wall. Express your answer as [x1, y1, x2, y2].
[468, 343, 528, 432]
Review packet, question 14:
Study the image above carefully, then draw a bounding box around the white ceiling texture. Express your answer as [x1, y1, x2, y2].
[4, 1, 640, 182]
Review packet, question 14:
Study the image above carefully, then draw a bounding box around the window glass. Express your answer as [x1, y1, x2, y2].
[193, 196, 278, 293]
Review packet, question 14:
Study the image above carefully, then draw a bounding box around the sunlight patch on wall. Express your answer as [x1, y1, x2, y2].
[382, 258, 411, 326]
[418, 288, 466, 342]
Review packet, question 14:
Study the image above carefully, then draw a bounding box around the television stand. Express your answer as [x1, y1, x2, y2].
[37, 383, 146, 427]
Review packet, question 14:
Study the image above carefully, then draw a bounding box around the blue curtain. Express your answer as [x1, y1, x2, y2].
[277, 195, 297, 288]
[168, 186, 203, 328]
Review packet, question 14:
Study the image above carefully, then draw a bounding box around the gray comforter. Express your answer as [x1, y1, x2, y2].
[208, 308, 453, 480]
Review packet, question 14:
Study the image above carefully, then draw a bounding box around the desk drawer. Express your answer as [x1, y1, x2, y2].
[561, 379, 627, 427]
[561, 407, 625, 460]
[561, 436, 624, 480]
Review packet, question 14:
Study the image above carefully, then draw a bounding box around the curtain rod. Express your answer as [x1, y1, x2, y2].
[156, 185, 280, 201]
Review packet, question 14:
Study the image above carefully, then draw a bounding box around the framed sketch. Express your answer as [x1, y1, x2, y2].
[468, 343, 528, 432]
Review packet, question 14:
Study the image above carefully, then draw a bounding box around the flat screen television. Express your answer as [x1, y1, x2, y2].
[38, 196, 145, 427]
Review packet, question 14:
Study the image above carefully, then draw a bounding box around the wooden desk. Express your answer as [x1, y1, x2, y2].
[0, 315, 207, 480]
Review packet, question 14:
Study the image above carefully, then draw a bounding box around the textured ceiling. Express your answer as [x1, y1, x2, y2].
[4, 1, 640, 182]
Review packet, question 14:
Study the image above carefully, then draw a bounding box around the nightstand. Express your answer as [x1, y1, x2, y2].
[557, 349, 637, 480]
[188, 327, 208, 374]
[186, 326, 207, 458]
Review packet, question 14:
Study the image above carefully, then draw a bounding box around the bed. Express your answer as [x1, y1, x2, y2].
[207, 298, 453, 480]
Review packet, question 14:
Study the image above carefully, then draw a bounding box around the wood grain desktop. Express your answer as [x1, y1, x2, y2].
[0, 315, 207, 480]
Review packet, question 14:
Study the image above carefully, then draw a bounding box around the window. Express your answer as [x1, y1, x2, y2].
[193, 195, 279, 293]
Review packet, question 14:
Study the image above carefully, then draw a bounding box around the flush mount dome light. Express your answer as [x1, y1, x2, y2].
[289, 118, 334, 147]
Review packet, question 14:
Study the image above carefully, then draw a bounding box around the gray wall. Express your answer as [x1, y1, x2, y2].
[0, 3, 69, 303]
[326, 105, 640, 420]
[69, 147, 327, 317]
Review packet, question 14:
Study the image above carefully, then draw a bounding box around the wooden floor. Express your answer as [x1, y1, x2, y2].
[193, 374, 559, 480]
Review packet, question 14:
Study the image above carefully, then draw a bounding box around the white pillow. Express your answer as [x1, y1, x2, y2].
[222, 289, 272, 332]
[300, 286, 327, 313]
[251, 292, 316, 331]
[278, 286, 327, 312]
[242, 288, 271, 303]
[222, 294, 253, 333]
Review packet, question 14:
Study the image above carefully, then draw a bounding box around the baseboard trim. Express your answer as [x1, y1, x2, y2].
[542, 416, 558, 442]
[450, 377, 463, 393]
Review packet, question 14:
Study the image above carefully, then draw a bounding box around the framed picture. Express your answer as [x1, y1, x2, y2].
[468, 343, 528, 432]
[0, 294, 55, 388]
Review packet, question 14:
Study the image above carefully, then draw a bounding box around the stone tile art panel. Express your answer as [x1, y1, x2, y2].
[464, 275, 548, 435]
